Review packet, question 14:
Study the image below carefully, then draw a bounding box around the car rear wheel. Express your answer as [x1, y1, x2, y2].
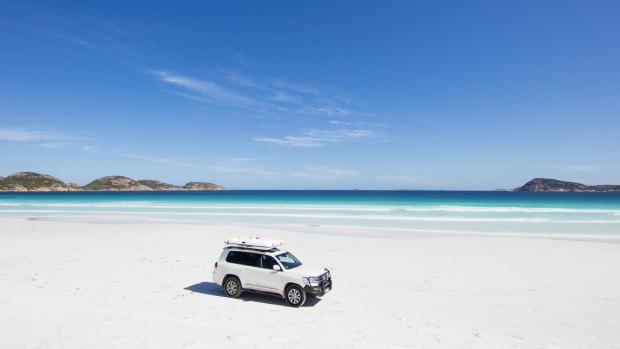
[285, 284, 306, 307]
[223, 276, 242, 298]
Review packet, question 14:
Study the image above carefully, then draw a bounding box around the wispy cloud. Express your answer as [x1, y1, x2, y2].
[81, 145, 104, 155]
[0, 127, 103, 154]
[329, 120, 353, 126]
[0, 127, 85, 142]
[121, 152, 276, 177]
[48, 31, 102, 50]
[0, 10, 150, 59]
[81, 15, 147, 38]
[207, 166, 278, 177]
[233, 53, 260, 67]
[254, 129, 380, 147]
[120, 153, 207, 169]
[151, 70, 387, 149]
[329, 120, 387, 127]
[151, 71, 265, 110]
[36, 142, 72, 149]
[230, 157, 256, 162]
[151, 69, 366, 118]
[290, 166, 357, 180]
[270, 91, 302, 104]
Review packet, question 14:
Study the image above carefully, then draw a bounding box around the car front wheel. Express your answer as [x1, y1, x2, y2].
[285, 284, 306, 307]
[223, 276, 243, 298]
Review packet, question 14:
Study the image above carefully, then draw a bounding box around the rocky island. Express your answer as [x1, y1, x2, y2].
[0, 172, 224, 192]
[511, 178, 620, 192]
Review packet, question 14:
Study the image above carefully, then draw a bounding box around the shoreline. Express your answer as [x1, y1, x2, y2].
[3, 214, 620, 243]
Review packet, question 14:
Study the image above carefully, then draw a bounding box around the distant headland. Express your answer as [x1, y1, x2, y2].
[0, 172, 225, 192]
[2, 173, 618, 193]
[510, 178, 620, 192]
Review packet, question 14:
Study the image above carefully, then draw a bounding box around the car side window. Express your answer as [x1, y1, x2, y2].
[260, 255, 278, 269]
[226, 251, 272, 268]
[243, 252, 260, 267]
[226, 251, 240, 264]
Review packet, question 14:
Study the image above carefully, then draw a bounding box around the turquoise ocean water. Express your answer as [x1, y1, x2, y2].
[1, 191, 619, 238]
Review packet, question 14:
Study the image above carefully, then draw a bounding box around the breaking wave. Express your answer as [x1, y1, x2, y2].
[0, 202, 619, 215]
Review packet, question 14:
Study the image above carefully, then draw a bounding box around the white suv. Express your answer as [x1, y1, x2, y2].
[212, 237, 332, 307]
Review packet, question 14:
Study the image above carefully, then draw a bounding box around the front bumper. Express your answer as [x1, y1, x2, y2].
[303, 269, 332, 296]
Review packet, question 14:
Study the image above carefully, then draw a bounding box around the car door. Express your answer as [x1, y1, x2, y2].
[240, 252, 261, 288]
[256, 254, 282, 292]
[227, 251, 259, 288]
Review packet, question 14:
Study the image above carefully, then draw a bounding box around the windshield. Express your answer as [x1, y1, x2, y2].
[276, 252, 302, 270]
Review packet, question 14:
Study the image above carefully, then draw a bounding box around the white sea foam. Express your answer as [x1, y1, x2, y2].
[0, 202, 393, 212]
[1, 202, 619, 215]
[2, 209, 620, 223]
[403, 205, 620, 214]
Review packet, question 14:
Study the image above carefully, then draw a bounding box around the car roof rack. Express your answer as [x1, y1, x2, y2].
[224, 237, 285, 251]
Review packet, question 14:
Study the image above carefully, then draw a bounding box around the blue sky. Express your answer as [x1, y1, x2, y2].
[1, 1, 619, 189]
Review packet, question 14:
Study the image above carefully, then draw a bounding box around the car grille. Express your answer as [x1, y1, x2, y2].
[318, 272, 330, 286]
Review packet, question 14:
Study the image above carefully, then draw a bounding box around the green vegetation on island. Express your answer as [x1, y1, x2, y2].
[511, 178, 620, 192]
[0, 172, 225, 192]
[0, 172, 74, 191]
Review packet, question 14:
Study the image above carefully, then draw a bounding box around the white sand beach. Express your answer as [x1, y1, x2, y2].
[1, 216, 619, 348]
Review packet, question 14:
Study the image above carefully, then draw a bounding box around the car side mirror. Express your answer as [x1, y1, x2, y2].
[272, 265, 282, 271]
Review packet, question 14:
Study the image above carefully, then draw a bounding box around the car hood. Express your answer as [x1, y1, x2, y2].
[285, 264, 326, 277]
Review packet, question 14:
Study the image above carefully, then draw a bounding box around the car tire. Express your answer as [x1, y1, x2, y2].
[285, 284, 306, 307]
[223, 276, 243, 298]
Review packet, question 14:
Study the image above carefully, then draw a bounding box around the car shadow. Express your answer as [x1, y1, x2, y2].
[184, 281, 322, 307]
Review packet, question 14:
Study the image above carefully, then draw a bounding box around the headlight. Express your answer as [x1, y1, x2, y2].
[303, 276, 320, 287]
